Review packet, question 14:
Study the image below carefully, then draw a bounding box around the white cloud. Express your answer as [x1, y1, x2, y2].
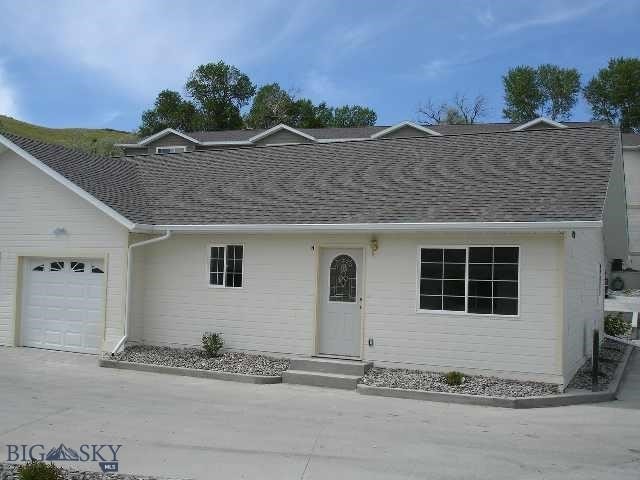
[0, 63, 19, 118]
[496, 1, 605, 35]
[302, 71, 348, 104]
[0, 0, 313, 101]
[419, 60, 451, 80]
[477, 7, 495, 27]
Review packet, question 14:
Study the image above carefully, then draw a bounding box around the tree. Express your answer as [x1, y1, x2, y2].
[139, 90, 199, 137]
[584, 57, 640, 132]
[502, 64, 580, 122]
[536, 64, 581, 121]
[185, 61, 256, 130]
[418, 94, 487, 124]
[330, 105, 377, 127]
[244, 83, 295, 129]
[502, 66, 543, 122]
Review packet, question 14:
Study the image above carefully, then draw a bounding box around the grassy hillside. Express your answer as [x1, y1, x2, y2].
[0, 115, 137, 156]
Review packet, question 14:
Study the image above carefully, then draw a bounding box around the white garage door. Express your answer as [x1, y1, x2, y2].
[21, 258, 105, 354]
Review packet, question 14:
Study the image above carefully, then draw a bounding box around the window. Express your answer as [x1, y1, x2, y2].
[32, 264, 45, 272]
[329, 255, 357, 302]
[50, 261, 65, 272]
[71, 261, 85, 272]
[91, 265, 104, 274]
[419, 246, 519, 316]
[156, 146, 187, 154]
[419, 248, 466, 311]
[209, 245, 243, 288]
[468, 247, 519, 315]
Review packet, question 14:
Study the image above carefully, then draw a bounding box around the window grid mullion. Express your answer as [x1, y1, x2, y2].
[465, 247, 469, 313]
[491, 247, 495, 314]
[223, 246, 228, 287]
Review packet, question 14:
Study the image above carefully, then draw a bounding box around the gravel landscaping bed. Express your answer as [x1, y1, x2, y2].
[0, 462, 173, 480]
[109, 345, 288, 376]
[567, 338, 626, 390]
[360, 367, 560, 398]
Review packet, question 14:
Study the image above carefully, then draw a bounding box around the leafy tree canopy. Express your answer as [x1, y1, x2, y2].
[139, 90, 198, 137]
[502, 64, 580, 122]
[185, 61, 256, 130]
[331, 105, 377, 128]
[141, 69, 377, 136]
[244, 83, 295, 129]
[139, 61, 256, 135]
[584, 57, 640, 132]
[245, 83, 377, 129]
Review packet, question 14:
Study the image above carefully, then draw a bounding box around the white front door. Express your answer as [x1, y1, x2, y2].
[317, 248, 363, 357]
[21, 258, 105, 354]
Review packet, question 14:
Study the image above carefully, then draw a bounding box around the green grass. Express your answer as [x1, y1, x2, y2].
[0, 115, 138, 156]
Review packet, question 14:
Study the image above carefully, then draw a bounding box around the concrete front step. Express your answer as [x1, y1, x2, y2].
[289, 357, 373, 376]
[283, 370, 363, 390]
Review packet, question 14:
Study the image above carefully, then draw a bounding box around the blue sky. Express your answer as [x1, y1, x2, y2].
[0, 0, 638, 132]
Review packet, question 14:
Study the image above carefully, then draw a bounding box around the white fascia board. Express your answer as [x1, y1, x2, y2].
[134, 221, 603, 234]
[114, 143, 147, 148]
[511, 117, 568, 131]
[0, 134, 136, 231]
[248, 124, 317, 143]
[370, 121, 442, 139]
[623, 145, 640, 150]
[138, 128, 201, 146]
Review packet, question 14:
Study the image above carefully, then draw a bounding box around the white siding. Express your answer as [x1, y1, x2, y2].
[364, 232, 564, 384]
[562, 228, 605, 382]
[132, 234, 319, 354]
[0, 150, 129, 350]
[624, 149, 640, 265]
[133, 231, 566, 383]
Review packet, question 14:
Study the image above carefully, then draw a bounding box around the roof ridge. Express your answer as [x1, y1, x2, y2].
[126, 122, 619, 158]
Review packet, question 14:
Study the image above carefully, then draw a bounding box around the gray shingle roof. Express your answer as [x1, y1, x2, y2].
[3, 126, 618, 227]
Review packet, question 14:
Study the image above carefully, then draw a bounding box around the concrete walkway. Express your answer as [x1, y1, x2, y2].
[615, 347, 640, 408]
[1, 347, 640, 479]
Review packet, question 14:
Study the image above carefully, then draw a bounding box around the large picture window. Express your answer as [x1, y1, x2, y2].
[418, 246, 519, 316]
[209, 245, 243, 288]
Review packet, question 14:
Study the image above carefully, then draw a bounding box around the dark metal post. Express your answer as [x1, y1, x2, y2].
[592, 329, 600, 391]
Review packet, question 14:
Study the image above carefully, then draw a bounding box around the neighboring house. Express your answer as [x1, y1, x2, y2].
[0, 122, 627, 388]
[115, 118, 599, 155]
[623, 132, 640, 267]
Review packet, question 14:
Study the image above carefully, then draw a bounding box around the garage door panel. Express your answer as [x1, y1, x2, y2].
[66, 308, 87, 322]
[64, 333, 82, 347]
[23, 327, 42, 344]
[44, 330, 63, 345]
[21, 258, 104, 354]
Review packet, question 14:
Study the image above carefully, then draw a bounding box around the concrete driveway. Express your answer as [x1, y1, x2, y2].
[1, 347, 639, 480]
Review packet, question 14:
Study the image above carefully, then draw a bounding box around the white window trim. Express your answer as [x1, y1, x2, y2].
[207, 244, 244, 289]
[415, 245, 521, 318]
[156, 146, 187, 154]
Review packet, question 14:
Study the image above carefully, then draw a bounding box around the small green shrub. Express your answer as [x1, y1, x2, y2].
[17, 460, 63, 480]
[604, 312, 631, 337]
[202, 332, 224, 357]
[444, 371, 464, 386]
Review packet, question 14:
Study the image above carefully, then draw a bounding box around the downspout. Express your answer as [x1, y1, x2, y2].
[111, 230, 172, 355]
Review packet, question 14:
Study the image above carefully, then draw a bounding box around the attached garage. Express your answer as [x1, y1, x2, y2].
[20, 258, 105, 354]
